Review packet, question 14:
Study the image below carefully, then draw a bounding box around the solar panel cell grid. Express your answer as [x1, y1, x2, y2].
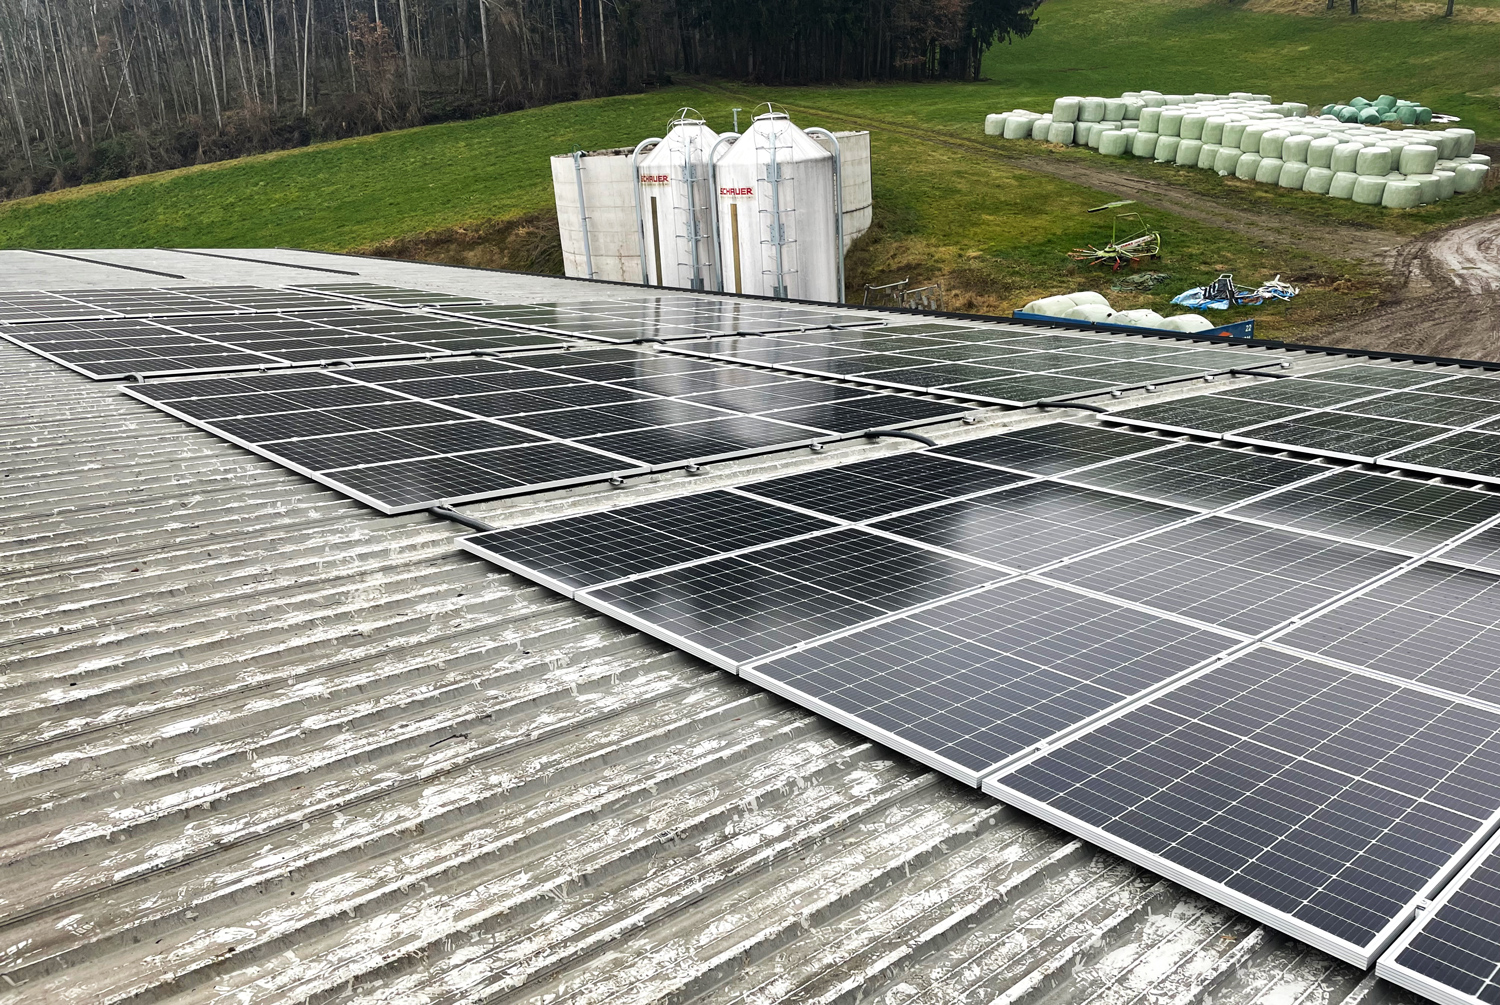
[1278, 562, 1500, 707]
[1230, 411, 1448, 462]
[582, 528, 1007, 668]
[872, 481, 1194, 571]
[1104, 397, 1315, 436]
[1225, 470, 1500, 554]
[934, 423, 1167, 475]
[1042, 516, 1407, 636]
[1387, 431, 1500, 483]
[744, 578, 1239, 779]
[990, 646, 1500, 963]
[1060, 443, 1324, 510]
[738, 453, 1029, 522]
[1220, 378, 1385, 409]
[460, 490, 837, 593]
[1380, 829, 1500, 1005]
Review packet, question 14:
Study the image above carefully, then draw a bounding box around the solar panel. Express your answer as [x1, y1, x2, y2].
[1278, 562, 1500, 706]
[1225, 470, 1500, 554]
[871, 481, 1194, 571]
[742, 578, 1239, 782]
[580, 528, 1008, 669]
[1219, 377, 1385, 410]
[1059, 442, 1325, 510]
[1387, 431, 1500, 484]
[1104, 396, 1315, 436]
[1228, 411, 1449, 463]
[126, 349, 973, 512]
[988, 645, 1500, 966]
[1, 307, 571, 379]
[0, 285, 351, 322]
[1305, 364, 1451, 390]
[1042, 516, 1406, 636]
[1378, 826, 1500, 1005]
[737, 452, 1028, 522]
[458, 490, 839, 595]
[443, 296, 873, 342]
[933, 423, 1169, 476]
[664, 325, 1282, 407]
[291, 282, 490, 307]
[1338, 392, 1500, 429]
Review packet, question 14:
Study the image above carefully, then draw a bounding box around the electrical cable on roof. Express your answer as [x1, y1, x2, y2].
[864, 429, 938, 447]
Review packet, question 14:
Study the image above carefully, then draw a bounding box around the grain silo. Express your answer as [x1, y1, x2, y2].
[634, 112, 722, 291]
[550, 148, 644, 283]
[812, 129, 873, 251]
[712, 110, 842, 302]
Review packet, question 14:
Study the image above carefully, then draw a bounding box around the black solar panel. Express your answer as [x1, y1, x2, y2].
[1229, 411, 1448, 462]
[1280, 562, 1500, 706]
[458, 490, 838, 595]
[1105, 397, 1318, 436]
[128, 348, 971, 512]
[933, 424, 1168, 476]
[738, 453, 1027, 522]
[1307, 364, 1450, 390]
[1226, 470, 1500, 554]
[1387, 431, 1500, 484]
[582, 528, 1008, 668]
[1060, 443, 1324, 510]
[1379, 827, 1500, 1005]
[1220, 378, 1384, 409]
[990, 646, 1500, 965]
[1043, 516, 1406, 635]
[743, 578, 1239, 781]
[1338, 392, 1500, 429]
[292, 282, 489, 307]
[0, 284, 352, 323]
[2, 306, 570, 379]
[872, 481, 1193, 571]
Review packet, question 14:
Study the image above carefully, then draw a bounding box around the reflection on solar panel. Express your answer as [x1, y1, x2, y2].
[1105, 396, 1315, 436]
[0, 285, 349, 322]
[933, 422, 1168, 475]
[1226, 470, 1500, 554]
[1043, 516, 1405, 636]
[664, 321, 1284, 406]
[125, 349, 973, 512]
[871, 481, 1193, 571]
[584, 528, 1007, 669]
[743, 579, 1239, 781]
[1379, 826, 1500, 1005]
[1228, 411, 1448, 463]
[291, 282, 490, 307]
[459, 490, 839, 595]
[1, 307, 570, 378]
[1279, 562, 1500, 706]
[1059, 442, 1323, 510]
[443, 295, 875, 342]
[1387, 430, 1500, 484]
[988, 646, 1500, 966]
[736, 452, 1027, 522]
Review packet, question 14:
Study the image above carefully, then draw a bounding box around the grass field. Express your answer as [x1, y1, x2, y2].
[0, 0, 1495, 333]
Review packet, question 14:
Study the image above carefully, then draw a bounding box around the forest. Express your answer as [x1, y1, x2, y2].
[0, 0, 1038, 198]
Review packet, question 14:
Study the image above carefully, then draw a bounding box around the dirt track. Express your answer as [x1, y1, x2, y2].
[1311, 214, 1500, 361]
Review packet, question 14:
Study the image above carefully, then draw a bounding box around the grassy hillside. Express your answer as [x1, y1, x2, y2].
[0, 0, 1494, 333]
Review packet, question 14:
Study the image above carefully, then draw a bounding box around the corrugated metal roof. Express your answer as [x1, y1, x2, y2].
[0, 251, 1427, 1005]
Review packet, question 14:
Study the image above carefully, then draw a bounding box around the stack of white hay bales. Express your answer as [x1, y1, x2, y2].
[1020, 291, 1215, 333]
[984, 90, 1491, 208]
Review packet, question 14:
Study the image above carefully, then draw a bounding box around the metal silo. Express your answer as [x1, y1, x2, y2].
[633, 111, 722, 291]
[812, 129, 873, 251]
[712, 109, 842, 303]
[550, 148, 643, 283]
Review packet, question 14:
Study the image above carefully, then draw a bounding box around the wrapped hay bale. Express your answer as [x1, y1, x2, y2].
[1381, 179, 1421, 208]
[1302, 166, 1335, 194]
[1329, 171, 1360, 198]
[1279, 161, 1311, 188]
[1352, 175, 1388, 204]
[1399, 144, 1439, 175]
[1355, 146, 1393, 175]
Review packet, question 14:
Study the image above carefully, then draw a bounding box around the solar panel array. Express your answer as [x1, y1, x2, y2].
[1106, 363, 1500, 479]
[14, 279, 1500, 1004]
[459, 417, 1500, 975]
[0, 285, 351, 322]
[124, 347, 974, 511]
[663, 320, 1286, 406]
[1, 306, 571, 378]
[292, 282, 490, 307]
[441, 295, 881, 342]
[1381, 826, 1500, 1005]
